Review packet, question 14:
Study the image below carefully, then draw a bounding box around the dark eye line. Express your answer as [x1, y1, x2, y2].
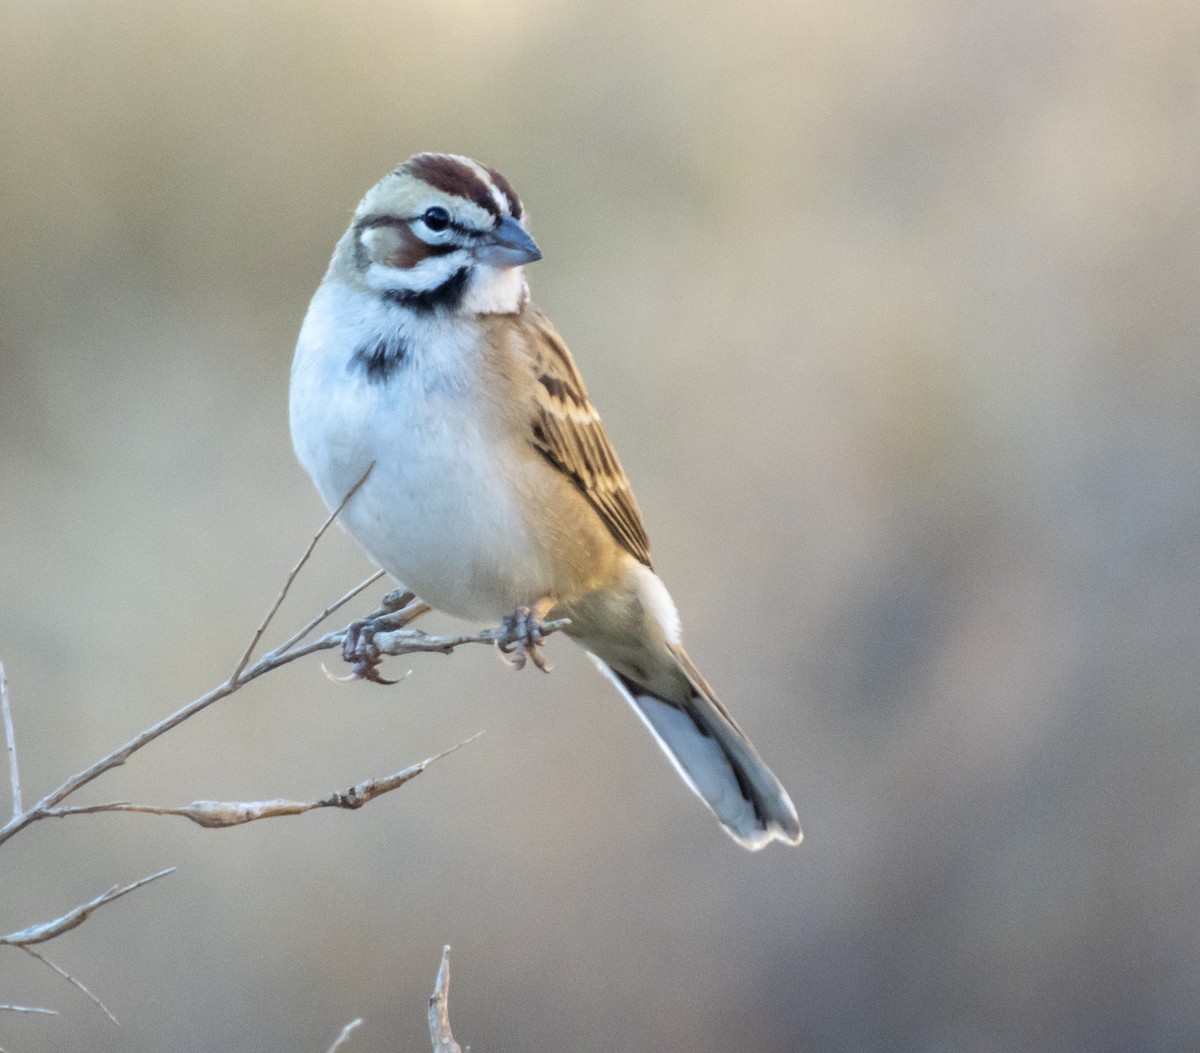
[409, 214, 482, 239]
[355, 212, 482, 241]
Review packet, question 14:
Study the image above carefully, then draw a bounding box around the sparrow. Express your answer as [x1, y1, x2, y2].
[289, 153, 802, 849]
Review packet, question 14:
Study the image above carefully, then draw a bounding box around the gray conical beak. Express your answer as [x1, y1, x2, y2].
[474, 214, 542, 267]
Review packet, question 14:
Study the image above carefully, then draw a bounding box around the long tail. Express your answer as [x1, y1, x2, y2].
[590, 650, 803, 850]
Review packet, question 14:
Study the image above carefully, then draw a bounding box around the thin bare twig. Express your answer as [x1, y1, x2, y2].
[38, 736, 480, 828]
[0, 474, 530, 1038]
[1, 868, 176, 946]
[2, 872, 174, 1027]
[325, 1018, 363, 1052]
[0, 1005, 57, 1016]
[373, 619, 569, 658]
[0, 617, 553, 848]
[270, 569, 385, 658]
[0, 678, 234, 848]
[18, 946, 119, 1026]
[0, 663, 18, 817]
[231, 464, 375, 684]
[0, 481, 380, 849]
[0, 606, 565, 850]
[0, 465, 564, 863]
[428, 945, 463, 1053]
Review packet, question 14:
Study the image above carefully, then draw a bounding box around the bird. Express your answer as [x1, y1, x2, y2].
[289, 153, 802, 849]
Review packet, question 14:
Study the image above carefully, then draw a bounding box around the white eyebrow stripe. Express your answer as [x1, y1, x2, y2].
[457, 155, 510, 217]
[486, 179, 509, 216]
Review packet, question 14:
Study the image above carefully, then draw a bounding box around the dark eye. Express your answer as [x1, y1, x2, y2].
[421, 206, 451, 232]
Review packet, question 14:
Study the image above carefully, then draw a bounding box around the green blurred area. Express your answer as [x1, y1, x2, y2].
[2, 1, 1198, 1050]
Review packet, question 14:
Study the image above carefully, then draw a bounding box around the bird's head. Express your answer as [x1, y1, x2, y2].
[332, 153, 541, 315]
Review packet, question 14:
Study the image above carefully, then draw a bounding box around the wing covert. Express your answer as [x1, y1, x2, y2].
[525, 314, 652, 568]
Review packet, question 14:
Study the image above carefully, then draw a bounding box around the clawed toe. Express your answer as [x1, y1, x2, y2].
[340, 618, 403, 684]
[496, 607, 552, 673]
[338, 596, 430, 684]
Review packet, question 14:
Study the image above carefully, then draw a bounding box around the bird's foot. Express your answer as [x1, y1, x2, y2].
[496, 605, 554, 673]
[337, 594, 431, 685]
[339, 618, 401, 684]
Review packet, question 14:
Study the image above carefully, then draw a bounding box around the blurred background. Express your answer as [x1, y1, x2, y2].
[1, 1, 1198, 1049]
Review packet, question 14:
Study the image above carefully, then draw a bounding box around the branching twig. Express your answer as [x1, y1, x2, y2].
[1, 868, 176, 947]
[38, 736, 480, 828]
[0, 870, 175, 1026]
[428, 945, 463, 1053]
[0, 663, 19, 818]
[270, 569, 386, 658]
[231, 463, 375, 683]
[0, 471, 567, 1038]
[0, 467, 570, 852]
[325, 1018, 363, 1052]
[0, 614, 566, 850]
[19, 946, 119, 1026]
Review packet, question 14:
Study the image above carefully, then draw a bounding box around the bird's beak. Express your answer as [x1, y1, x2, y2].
[474, 215, 542, 268]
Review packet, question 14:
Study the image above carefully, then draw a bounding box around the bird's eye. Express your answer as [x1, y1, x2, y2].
[421, 206, 451, 232]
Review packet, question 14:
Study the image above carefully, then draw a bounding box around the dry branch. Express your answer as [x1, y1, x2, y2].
[273, 570, 386, 657]
[0, 608, 563, 849]
[1, 870, 174, 1028]
[0, 468, 568, 850]
[18, 946, 120, 1026]
[324, 1018, 362, 1052]
[1, 474, 567, 1041]
[1, 868, 175, 947]
[39, 736, 480, 828]
[230, 464, 375, 683]
[0, 664, 18, 817]
[428, 945, 464, 1053]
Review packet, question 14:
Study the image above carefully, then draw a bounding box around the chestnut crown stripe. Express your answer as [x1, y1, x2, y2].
[481, 163, 523, 219]
[401, 154, 523, 221]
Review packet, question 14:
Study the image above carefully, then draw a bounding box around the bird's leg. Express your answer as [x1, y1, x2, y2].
[339, 590, 432, 685]
[496, 596, 557, 673]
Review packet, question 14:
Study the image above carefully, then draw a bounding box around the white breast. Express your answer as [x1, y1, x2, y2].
[289, 282, 551, 620]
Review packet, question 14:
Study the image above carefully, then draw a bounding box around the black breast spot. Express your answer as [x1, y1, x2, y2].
[349, 333, 410, 382]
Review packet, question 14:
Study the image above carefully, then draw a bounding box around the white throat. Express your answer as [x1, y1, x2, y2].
[463, 264, 529, 314]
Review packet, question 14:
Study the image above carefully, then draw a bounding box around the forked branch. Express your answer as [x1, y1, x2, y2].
[0, 469, 567, 850]
[1, 868, 176, 947]
[1, 472, 567, 1038]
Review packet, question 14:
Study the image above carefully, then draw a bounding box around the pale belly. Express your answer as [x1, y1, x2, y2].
[291, 350, 554, 621]
[338, 433, 554, 621]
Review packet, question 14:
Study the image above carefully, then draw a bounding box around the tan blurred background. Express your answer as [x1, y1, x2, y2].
[2, 1, 1198, 1049]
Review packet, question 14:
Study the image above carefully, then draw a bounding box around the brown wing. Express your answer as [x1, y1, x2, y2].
[525, 311, 652, 568]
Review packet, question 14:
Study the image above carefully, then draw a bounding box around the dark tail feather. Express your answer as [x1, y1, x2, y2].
[590, 654, 802, 850]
